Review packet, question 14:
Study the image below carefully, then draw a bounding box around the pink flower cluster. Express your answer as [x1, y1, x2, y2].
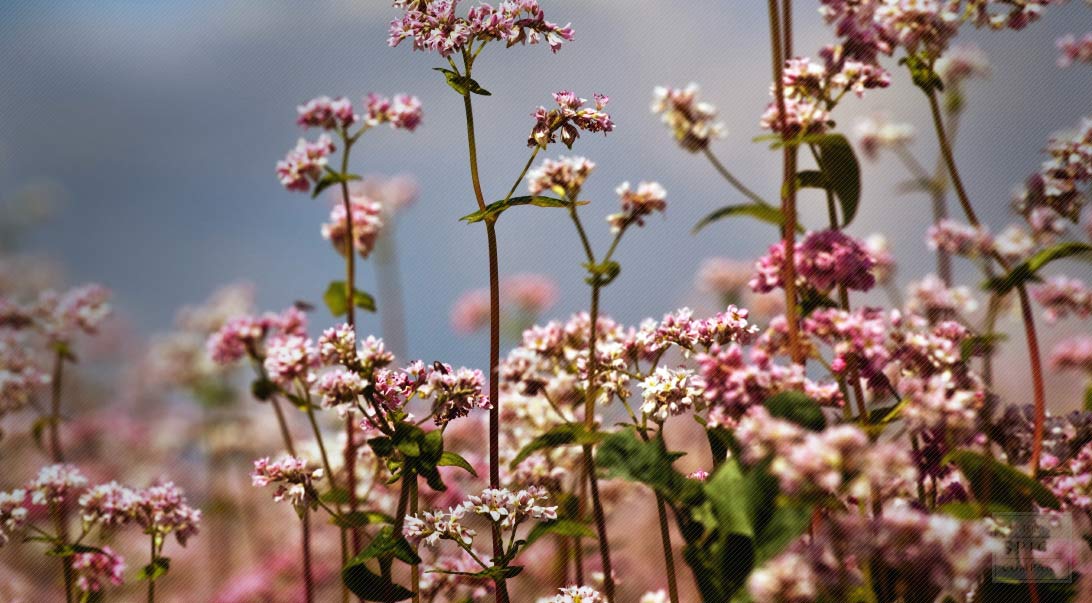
[0, 334, 50, 415]
[1051, 336, 1092, 375]
[527, 155, 596, 198]
[322, 193, 384, 259]
[389, 0, 574, 57]
[251, 456, 324, 508]
[528, 91, 614, 149]
[651, 83, 726, 151]
[364, 93, 424, 131]
[404, 486, 556, 547]
[296, 96, 358, 130]
[749, 503, 1000, 603]
[750, 229, 877, 294]
[276, 135, 335, 192]
[1, 466, 200, 550]
[207, 306, 307, 366]
[545, 586, 605, 603]
[761, 50, 889, 137]
[1057, 32, 1092, 68]
[927, 218, 994, 257]
[609, 181, 667, 232]
[1015, 116, 1092, 234]
[451, 273, 559, 334]
[1, 283, 113, 347]
[72, 547, 125, 594]
[854, 113, 914, 160]
[639, 367, 705, 422]
[1032, 276, 1092, 322]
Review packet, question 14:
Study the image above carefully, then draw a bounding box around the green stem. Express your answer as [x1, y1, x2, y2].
[48, 351, 74, 603]
[147, 536, 156, 603]
[701, 147, 772, 207]
[458, 55, 510, 603]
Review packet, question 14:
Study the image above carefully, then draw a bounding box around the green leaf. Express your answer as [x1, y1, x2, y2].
[960, 333, 1008, 362]
[432, 67, 490, 97]
[812, 133, 861, 227]
[525, 519, 597, 547]
[985, 242, 1092, 295]
[946, 449, 1060, 512]
[597, 428, 705, 508]
[429, 565, 523, 581]
[762, 391, 826, 431]
[331, 511, 392, 529]
[583, 260, 621, 287]
[459, 195, 574, 224]
[324, 280, 377, 316]
[437, 451, 478, 477]
[30, 415, 57, 454]
[250, 378, 277, 401]
[794, 170, 827, 191]
[902, 53, 944, 93]
[352, 525, 421, 565]
[509, 423, 604, 469]
[367, 436, 394, 458]
[311, 171, 361, 199]
[693, 203, 803, 234]
[321, 488, 351, 505]
[342, 563, 414, 602]
[137, 557, 171, 581]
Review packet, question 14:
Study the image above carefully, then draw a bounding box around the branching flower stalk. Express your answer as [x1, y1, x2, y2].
[47, 348, 76, 603]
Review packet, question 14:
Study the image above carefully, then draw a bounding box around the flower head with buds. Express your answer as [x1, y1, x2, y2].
[529, 91, 614, 149]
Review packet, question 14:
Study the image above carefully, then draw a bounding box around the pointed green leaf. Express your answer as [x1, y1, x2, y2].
[437, 451, 478, 477]
[509, 423, 604, 469]
[946, 449, 1059, 512]
[459, 195, 574, 224]
[323, 281, 376, 316]
[812, 133, 861, 227]
[985, 242, 1092, 295]
[762, 391, 826, 431]
[342, 563, 413, 602]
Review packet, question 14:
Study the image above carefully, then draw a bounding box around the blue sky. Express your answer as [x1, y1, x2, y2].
[2, 1, 1089, 399]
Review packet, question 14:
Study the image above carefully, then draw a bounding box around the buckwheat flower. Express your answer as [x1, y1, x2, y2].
[132, 482, 201, 546]
[898, 371, 984, 435]
[450, 289, 491, 334]
[389, 0, 573, 57]
[505, 274, 559, 316]
[527, 156, 596, 198]
[640, 367, 705, 422]
[365, 93, 423, 131]
[317, 323, 356, 365]
[927, 218, 994, 257]
[0, 489, 28, 546]
[528, 91, 614, 149]
[651, 83, 726, 151]
[0, 335, 50, 414]
[315, 368, 366, 411]
[465, 486, 556, 528]
[875, 0, 960, 59]
[748, 551, 817, 603]
[1057, 33, 1092, 67]
[1032, 276, 1092, 322]
[29, 463, 88, 506]
[760, 95, 830, 138]
[906, 274, 978, 317]
[687, 469, 710, 482]
[696, 257, 754, 300]
[694, 306, 761, 348]
[359, 174, 420, 215]
[296, 96, 358, 130]
[322, 193, 384, 259]
[800, 229, 877, 292]
[639, 591, 670, 603]
[263, 334, 318, 387]
[423, 363, 489, 426]
[251, 456, 323, 508]
[79, 482, 137, 527]
[207, 315, 266, 365]
[609, 181, 666, 231]
[72, 547, 125, 593]
[994, 224, 1036, 262]
[53, 283, 112, 337]
[698, 345, 806, 428]
[402, 505, 475, 547]
[854, 113, 914, 160]
[545, 585, 605, 603]
[276, 135, 334, 192]
[359, 336, 395, 369]
[1051, 336, 1092, 375]
[935, 43, 992, 86]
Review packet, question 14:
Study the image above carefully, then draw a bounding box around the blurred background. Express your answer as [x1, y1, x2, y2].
[1, 0, 1090, 600]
